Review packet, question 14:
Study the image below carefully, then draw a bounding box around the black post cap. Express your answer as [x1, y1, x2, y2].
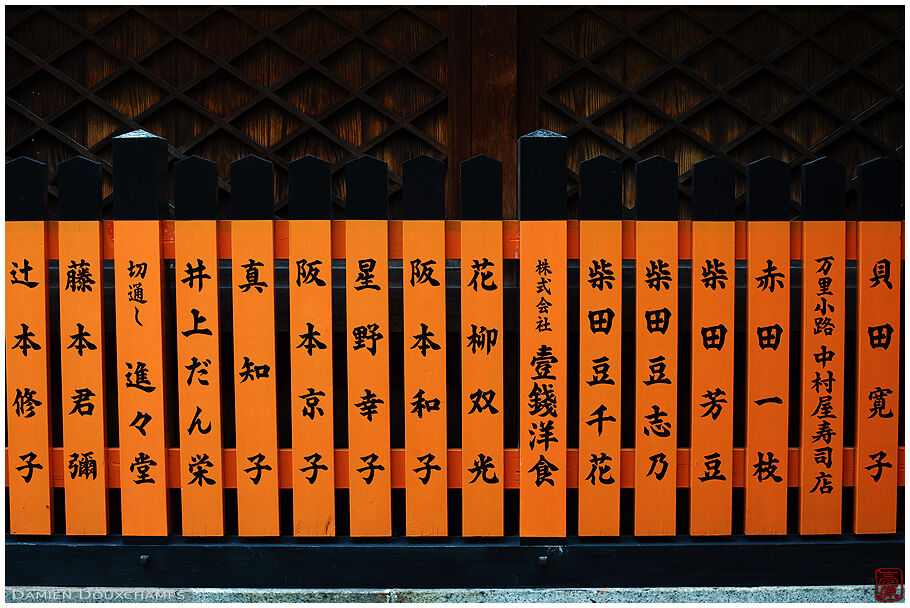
[6, 157, 47, 221]
[58, 157, 102, 221]
[113, 130, 168, 220]
[230, 155, 274, 220]
[288, 155, 332, 220]
[858, 157, 903, 221]
[518, 129, 567, 220]
[345, 155, 388, 220]
[461, 155, 502, 220]
[634, 156, 678, 220]
[801, 157, 845, 221]
[746, 157, 790, 221]
[692, 156, 735, 221]
[403, 155, 446, 220]
[579, 155, 622, 220]
[174, 156, 218, 220]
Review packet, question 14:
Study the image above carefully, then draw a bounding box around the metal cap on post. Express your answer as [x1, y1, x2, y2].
[345, 155, 388, 219]
[174, 156, 218, 220]
[692, 156, 735, 221]
[231, 156, 274, 220]
[858, 157, 903, 221]
[746, 157, 790, 221]
[460, 155, 502, 220]
[801, 157, 846, 221]
[288, 156, 332, 220]
[58, 157, 102, 221]
[6, 157, 48, 221]
[634, 156, 678, 220]
[518, 129, 567, 220]
[403, 155, 446, 220]
[113, 130, 168, 220]
[579, 155, 622, 220]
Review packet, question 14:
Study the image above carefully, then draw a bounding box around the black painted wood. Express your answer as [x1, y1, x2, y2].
[518, 129, 567, 220]
[801, 157, 846, 221]
[634, 156, 677, 221]
[579, 155, 622, 220]
[230, 156, 274, 220]
[746, 157, 790, 221]
[692, 156, 735, 221]
[174, 156, 218, 221]
[58, 157, 102, 222]
[112, 130, 168, 221]
[345, 155, 388, 220]
[288, 156, 332, 221]
[403, 155, 446, 220]
[5, 536, 903, 589]
[460, 155, 502, 220]
[858, 157, 903, 221]
[6, 157, 48, 221]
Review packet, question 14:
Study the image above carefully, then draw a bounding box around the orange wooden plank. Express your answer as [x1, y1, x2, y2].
[519, 221, 568, 537]
[345, 220, 392, 536]
[461, 220, 505, 536]
[175, 220, 225, 536]
[6, 221, 53, 534]
[854, 221, 901, 533]
[113, 220, 169, 535]
[689, 221, 735, 535]
[231, 220, 280, 536]
[634, 221, 678, 536]
[58, 220, 108, 535]
[577, 220, 622, 536]
[744, 221, 791, 535]
[289, 219, 336, 536]
[799, 221, 846, 534]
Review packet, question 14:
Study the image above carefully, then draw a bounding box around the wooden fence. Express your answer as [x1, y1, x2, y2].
[5, 129, 904, 540]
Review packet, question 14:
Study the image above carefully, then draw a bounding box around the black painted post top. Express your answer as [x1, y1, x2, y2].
[345, 155, 388, 220]
[112, 130, 168, 220]
[634, 155, 677, 220]
[801, 157, 846, 221]
[461, 155, 502, 220]
[518, 129, 567, 220]
[6, 157, 47, 221]
[230, 155, 274, 220]
[692, 156, 735, 221]
[579, 155, 622, 220]
[58, 157, 102, 221]
[858, 157, 903, 221]
[746, 157, 790, 221]
[288, 155, 332, 220]
[174, 156, 218, 220]
[403, 155, 446, 220]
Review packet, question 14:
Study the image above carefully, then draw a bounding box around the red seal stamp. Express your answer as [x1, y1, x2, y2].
[875, 568, 903, 602]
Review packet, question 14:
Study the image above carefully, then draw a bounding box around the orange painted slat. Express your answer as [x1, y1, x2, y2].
[577, 220, 622, 536]
[175, 220, 225, 536]
[289, 220, 336, 536]
[634, 221, 678, 536]
[854, 221, 901, 533]
[402, 220, 448, 536]
[689, 222, 735, 535]
[231, 220, 280, 536]
[11, 446, 902, 490]
[460, 220, 505, 536]
[519, 221, 568, 537]
[6, 221, 53, 534]
[345, 220, 392, 536]
[58, 221, 109, 535]
[113, 220, 169, 535]
[799, 221, 846, 534]
[744, 221, 791, 535]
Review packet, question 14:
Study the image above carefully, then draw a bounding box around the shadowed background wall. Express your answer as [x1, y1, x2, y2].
[6, 5, 904, 218]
